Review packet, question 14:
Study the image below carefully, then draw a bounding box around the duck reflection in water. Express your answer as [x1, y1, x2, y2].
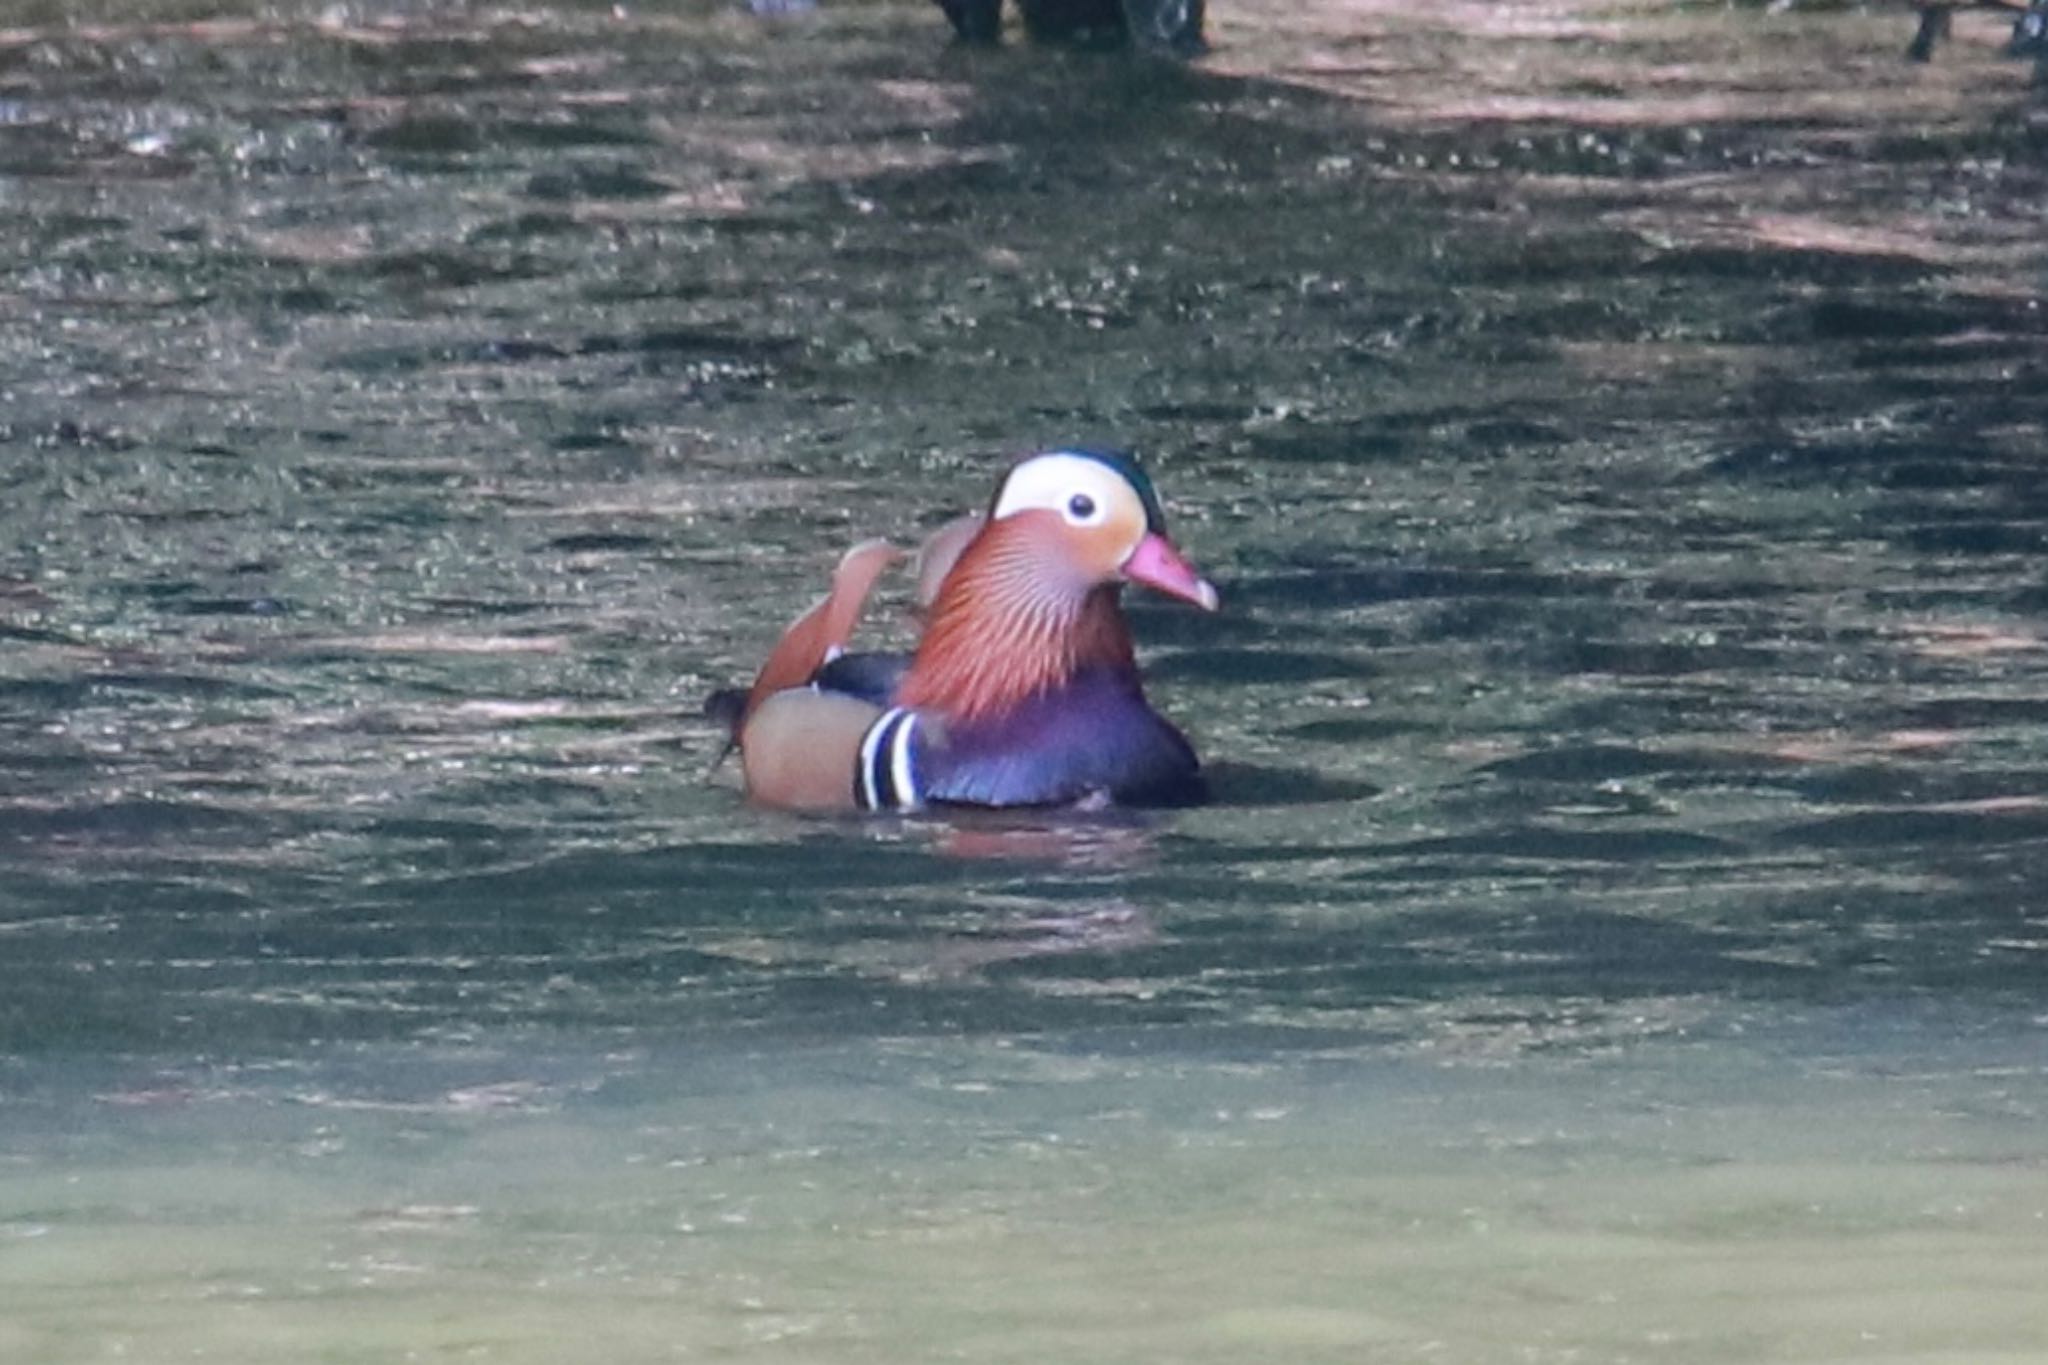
[910, 896, 1158, 983]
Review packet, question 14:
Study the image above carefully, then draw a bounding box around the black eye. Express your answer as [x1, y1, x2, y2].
[1067, 493, 1096, 520]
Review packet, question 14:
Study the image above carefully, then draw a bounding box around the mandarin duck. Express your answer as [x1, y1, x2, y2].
[714, 448, 1218, 812]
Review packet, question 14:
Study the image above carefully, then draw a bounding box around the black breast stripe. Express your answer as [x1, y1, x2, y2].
[856, 707, 921, 811]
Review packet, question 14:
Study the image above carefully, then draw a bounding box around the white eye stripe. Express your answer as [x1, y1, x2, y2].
[991, 453, 1131, 527]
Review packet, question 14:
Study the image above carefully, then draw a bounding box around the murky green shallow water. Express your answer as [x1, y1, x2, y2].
[3, 1019, 2045, 1363]
[4, 1, 2048, 1360]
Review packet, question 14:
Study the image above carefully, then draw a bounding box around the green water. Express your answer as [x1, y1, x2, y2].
[2, 1, 2047, 1359]
[5, 1024, 2045, 1363]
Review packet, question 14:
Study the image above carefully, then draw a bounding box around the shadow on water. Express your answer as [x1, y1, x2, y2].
[0, 0, 2045, 1046]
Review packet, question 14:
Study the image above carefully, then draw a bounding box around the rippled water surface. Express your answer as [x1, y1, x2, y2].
[3, 2, 2048, 1360]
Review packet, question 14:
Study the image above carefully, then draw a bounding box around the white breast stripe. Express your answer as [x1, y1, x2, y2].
[857, 709, 893, 810]
[857, 707, 923, 812]
[888, 711, 922, 813]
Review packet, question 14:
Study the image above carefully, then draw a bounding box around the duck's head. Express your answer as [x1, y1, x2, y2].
[901, 447, 1216, 720]
[976, 447, 1219, 611]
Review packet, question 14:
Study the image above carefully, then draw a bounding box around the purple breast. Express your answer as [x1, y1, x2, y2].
[915, 668, 1203, 808]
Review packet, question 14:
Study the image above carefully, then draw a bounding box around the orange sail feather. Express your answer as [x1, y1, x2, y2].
[740, 538, 903, 724]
